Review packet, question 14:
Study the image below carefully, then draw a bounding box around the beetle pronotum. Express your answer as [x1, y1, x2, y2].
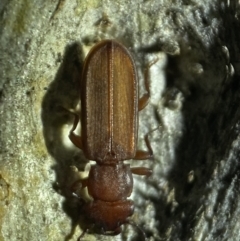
[69, 39, 157, 240]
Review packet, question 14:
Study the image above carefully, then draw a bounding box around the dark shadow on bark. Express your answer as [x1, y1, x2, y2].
[143, 1, 240, 240]
[41, 41, 90, 239]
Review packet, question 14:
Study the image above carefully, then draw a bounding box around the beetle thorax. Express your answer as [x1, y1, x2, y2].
[87, 163, 133, 202]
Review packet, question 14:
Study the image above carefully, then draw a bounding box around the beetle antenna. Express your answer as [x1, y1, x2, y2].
[77, 224, 94, 241]
[77, 228, 88, 241]
[77, 227, 88, 241]
[125, 220, 147, 241]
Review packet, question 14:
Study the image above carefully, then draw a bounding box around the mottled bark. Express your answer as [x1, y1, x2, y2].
[0, 1, 239, 241]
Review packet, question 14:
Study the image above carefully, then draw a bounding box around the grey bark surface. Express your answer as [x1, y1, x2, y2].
[0, 0, 240, 241]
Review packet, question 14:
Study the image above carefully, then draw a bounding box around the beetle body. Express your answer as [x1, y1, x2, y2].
[69, 40, 154, 238]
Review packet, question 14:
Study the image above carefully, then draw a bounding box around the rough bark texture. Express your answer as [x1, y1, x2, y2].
[1, 0, 240, 241]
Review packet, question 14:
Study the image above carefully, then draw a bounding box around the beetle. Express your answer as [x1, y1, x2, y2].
[68, 39, 156, 240]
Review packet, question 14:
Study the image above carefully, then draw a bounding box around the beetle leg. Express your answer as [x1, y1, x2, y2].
[69, 112, 83, 149]
[71, 178, 88, 196]
[131, 167, 152, 177]
[57, 106, 83, 149]
[134, 134, 153, 160]
[138, 58, 159, 111]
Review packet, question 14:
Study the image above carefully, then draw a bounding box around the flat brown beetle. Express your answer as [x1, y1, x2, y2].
[69, 39, 156, 240]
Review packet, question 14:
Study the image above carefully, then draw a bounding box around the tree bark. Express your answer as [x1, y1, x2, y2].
[0, 0, 239, 241]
